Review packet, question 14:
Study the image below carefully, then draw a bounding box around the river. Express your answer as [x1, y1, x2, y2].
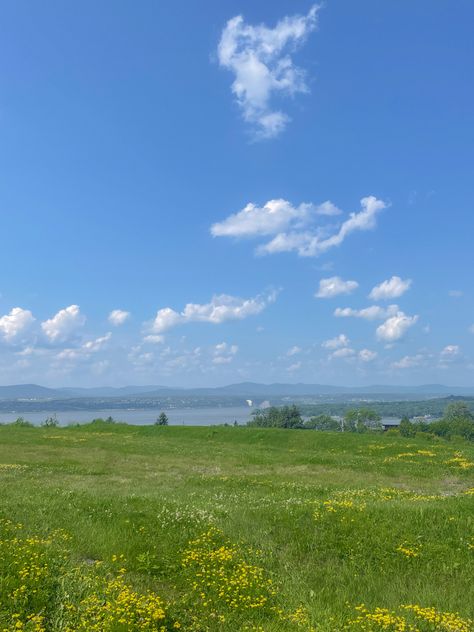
[0, 406, 254, 427]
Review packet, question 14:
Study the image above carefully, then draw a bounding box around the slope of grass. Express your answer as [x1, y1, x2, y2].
[0, 423, 473, 631]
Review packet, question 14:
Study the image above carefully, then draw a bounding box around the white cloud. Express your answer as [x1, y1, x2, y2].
[440, 344, 460, 358]
[287, 361, 302, 372]
[369, 276, 412, 301]
[150, 291, 277, 334]
[217, 6, 320, 138]
[287, 345, 302, 356]
[469, 324, 474, 334]
[108, 309, 130, 326]
[81, 332, 112, 353]
[213, 196, 387, 258]
[448, 290, 463, 298]
[211, 199, 311, 238]
[376, 311, 418, 342]
[334, 304, 399, 320]
[330, 347, 355, 359]
[0, 307, 35, 342]
[213, 356, 234, 365]
[143, 335, 165, 344]
[359, 349, 377, 362]
[257, 196, 386, 257]
[315, 201, 342, 216]
[213, 342, 239, 365]
[42, 305, 86, 342]
[128, 346, 155, 369]
[150, 307, 182, 334]
[56, 333, 111, 362]
[391, 354, 425, 369]
[322, 333, 349, 350]
[315, 276, 358, 298]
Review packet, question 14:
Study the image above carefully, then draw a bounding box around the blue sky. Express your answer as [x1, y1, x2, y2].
[0, 1, 473, 387]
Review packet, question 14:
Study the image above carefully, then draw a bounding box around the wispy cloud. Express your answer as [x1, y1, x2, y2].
[287, 345, 302, 356]
[212, 196, 387, 258]
[391, 354, 425, 369]
[334, 304, 399, 320]
[440, 344, 460, 359]
[322, 333, 349, 350]
[217, 6, 320, 138]
[56, 332, 111, 362]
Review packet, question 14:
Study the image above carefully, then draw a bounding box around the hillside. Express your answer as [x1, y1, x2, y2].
[1, 382, 474, 401]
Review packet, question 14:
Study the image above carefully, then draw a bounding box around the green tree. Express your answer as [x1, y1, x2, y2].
[12, 417, 34, 428]
[304, 414, 340, 431]
[344, 408, 382, 432]
[248, 405, 303, 428]
[156, 412, 169, 426]
[399, 416, 416, 437]
[444, 401, 473, 422]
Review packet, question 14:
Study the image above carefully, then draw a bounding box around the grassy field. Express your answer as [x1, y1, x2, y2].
[0, 423, 473, 631]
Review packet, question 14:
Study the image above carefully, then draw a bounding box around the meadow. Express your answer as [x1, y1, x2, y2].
[0, 423, 473, 631]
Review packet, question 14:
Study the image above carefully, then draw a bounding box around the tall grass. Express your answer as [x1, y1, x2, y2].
[0, 424, 472, 630]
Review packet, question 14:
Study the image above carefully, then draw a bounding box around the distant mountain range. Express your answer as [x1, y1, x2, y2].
[1, 382, 474, 400]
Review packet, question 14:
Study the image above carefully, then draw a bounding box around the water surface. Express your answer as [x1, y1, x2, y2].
[0, 406, 254, 427]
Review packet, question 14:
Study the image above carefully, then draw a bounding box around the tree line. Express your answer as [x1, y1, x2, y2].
[247, 401, 474, 440]
[247, 405, 383, 432]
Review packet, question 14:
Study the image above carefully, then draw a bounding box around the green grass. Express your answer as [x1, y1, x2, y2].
[0, 423, 473, 631]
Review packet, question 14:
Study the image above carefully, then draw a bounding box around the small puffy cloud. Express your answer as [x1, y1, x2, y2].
[213, 196, 387, 258]
[322, 333, 349, 350]
[150, 307, 182, 334]
[330, 347, 355, 359]
[108, 309, 130, 326]
[0, 307, 35, 342]
[469, 324, 474, 334]
[391, 354, 425, 369]
[211, 199, 311, 238]
[150, 291, 277, 334]
[359, 349, 377, 362]
[369, 276, 412, 301]
[143, 335, 165, 344]
[448, 290, 463, 298]
[440, 344, 460, 358]
[315, 201, 342, 216]
[213, 342, 239, 365]
[41, 305, 86, 342]
[376, 311, 418, 342]
[217, 6, 319, 138]
[287, 345, 302, 356]
[334, 304, 399, 320]
[315, 276, 358, 298]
